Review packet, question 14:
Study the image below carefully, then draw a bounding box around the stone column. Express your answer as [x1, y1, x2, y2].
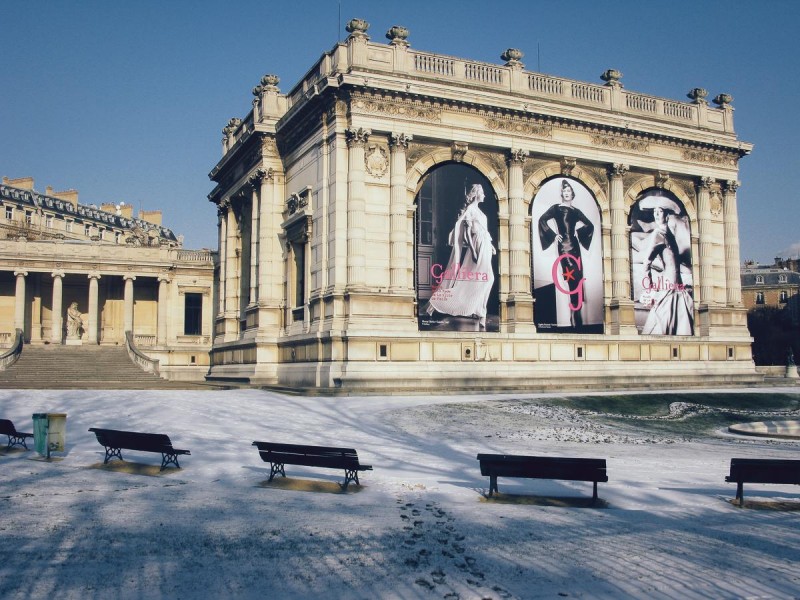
[607, 164, 636, 334]
[389, 132, 412, 291]
[224, 201, 240, 339]
[87, 273, 100, 344]
[609, 164, 630, 300]
[696, 177, 714, 306]
[248, 171, 264, 306]
[13, 270, 27, 333]
[123, 275, 136, 333]
[51, 271, 64, 343]
[723, 180, 743, 307]
[157, 275, 169, 345]
[507, 149, 529, 296]
[346, 127, 370, 289]
[217, 205, 227, 314]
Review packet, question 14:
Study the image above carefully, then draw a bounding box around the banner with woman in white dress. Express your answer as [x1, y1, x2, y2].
[416, 164, 499, 332]
[629, 190, 694, 335]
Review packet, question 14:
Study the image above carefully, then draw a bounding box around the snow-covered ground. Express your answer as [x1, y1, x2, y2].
[2, 387, 799, 600]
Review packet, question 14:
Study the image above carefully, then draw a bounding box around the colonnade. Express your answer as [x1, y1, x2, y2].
[7, 270, 171, 345]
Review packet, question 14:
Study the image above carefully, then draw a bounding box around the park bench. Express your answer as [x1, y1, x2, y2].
[725, 458, 800, 506]
[477, 453, 608, 502]
[88, 427, 190, 470]
[0, 419, 34, 450]
[252, 441, 372, 490]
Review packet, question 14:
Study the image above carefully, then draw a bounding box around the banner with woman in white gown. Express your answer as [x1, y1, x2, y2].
[629, 190, 694, 335]
[417, 164, 499, 332]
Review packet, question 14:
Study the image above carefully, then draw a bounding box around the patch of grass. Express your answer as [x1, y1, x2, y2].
[545, 393, 800, 417]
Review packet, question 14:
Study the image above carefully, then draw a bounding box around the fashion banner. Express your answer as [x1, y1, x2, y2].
[417, 164, 499, 332]
[629, 190, 694, 335]
[531, 177, 603, 333]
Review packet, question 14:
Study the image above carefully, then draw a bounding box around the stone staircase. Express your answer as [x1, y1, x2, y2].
[0, 344, 205, 389]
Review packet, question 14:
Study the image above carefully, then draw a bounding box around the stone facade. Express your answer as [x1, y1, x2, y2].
[741, 262, 800, 324]
[0, 178, 216, 381]
[207, 20, 757, 391]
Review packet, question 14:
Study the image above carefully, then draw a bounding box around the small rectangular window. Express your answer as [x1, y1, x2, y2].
[65, 220, 73, 233]
[4, 206, 13, 220]
[45, 215, 54, 228]
[184, 293, 203, 336]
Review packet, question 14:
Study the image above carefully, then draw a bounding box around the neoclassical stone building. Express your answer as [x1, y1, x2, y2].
[207, 19, 757, 390]
[0, 177, 216, 380]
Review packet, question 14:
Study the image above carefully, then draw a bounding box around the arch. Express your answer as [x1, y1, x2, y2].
[406, 148, 508, 214]
[524, 163, 609, 218]
[625, 175, 696, 221]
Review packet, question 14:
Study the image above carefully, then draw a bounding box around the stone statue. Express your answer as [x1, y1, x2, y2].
[66, 302, 83, 339]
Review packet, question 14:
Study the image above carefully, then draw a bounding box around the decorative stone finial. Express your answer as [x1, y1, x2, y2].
[223, 117, 242, 136]
[501, 48, 524, 68]
[386, 25, 409, 46]
[687, 88, 708, 104]
[713, 93, 733, 107]
[600, 69, 623, 87]
[346, 18, 370, 40]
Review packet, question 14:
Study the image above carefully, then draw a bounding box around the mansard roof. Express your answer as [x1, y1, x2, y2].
[0, 182, 177, 242]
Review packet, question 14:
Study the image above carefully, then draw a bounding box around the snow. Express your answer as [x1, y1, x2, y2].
[2, 387, 800, 599]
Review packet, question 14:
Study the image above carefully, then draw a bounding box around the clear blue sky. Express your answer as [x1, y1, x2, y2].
[3, 1, 798, 262]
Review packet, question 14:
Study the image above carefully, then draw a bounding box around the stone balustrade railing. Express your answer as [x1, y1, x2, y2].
[266, 39, 734, 135]
[0, 329, 24, 371]
[125, 331, 159, 375]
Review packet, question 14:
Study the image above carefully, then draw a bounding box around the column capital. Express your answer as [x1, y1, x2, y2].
[51, 270, 65, 279]
[123, 274, 137, 282]
[507, 148, 529, 166]
[607, 163, 629, 178]
[724, 180, 740, 193]
[14, 269, 28, 277]
[345, 127, 371, 148]
[389, 132, 413, 149]
[158, 274, 171, 284]
[88, 272, 101, 281]
[697, 176, 715, 189]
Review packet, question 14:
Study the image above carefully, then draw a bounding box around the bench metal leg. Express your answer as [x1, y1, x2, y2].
[7, 434, 30, 450]
[488, 475, 498, 497]
[736, 482, 744, 506]
[592, 481, 598, 504]
[268, 462, 285, 482]
[343, 469, 360, 490]
[161, 452, 181, 471]
[104, 446, 123, 464]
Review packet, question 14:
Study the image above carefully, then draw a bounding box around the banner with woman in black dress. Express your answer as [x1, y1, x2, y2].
[531, 177, 603, 333]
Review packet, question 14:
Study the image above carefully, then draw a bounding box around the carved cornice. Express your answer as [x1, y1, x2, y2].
[353, 97, 441, 123]
[484, 116, 552, 139]
[682, 149, 737, 167]
[591, 133, 650, 153]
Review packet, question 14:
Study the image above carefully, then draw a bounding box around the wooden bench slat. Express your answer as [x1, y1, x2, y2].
[252, 441, 372, 489]
[726, 458, 800, 505]
[89, 427, 190, 470]
[477, 453, 608, 500]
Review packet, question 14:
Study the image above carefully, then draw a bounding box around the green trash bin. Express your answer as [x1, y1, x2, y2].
[32, 413, 67, 458]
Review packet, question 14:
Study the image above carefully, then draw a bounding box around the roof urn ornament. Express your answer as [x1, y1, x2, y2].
[713, 93, 733, 107]
[501, 48, 524, 69]
[346, 18, 370, 40]
[687, 88, 708, 104]
[386, 25, 409, 47]
[600, 69, 623, 87]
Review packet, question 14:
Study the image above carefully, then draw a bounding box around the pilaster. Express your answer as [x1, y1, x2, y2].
[608, 163, 636, 334]
[346, 127, 370, 290]
[389, 132, 412, 293]
[505, 149, 534, 331]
